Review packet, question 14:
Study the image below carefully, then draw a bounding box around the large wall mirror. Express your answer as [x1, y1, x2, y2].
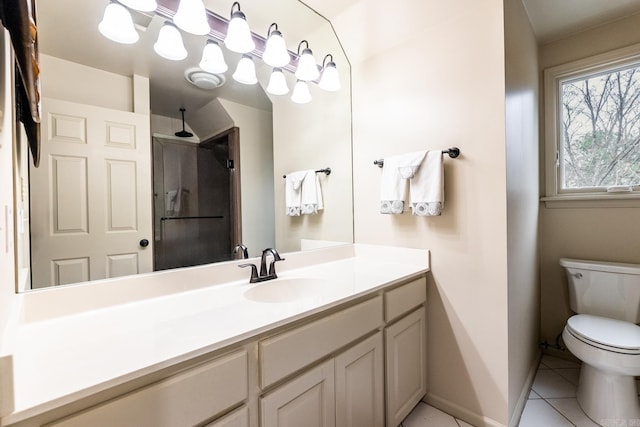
[14, 0, 353, 291]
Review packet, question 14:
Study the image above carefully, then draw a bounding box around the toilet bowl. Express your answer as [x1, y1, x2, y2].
[562, 314, 640, 425]
[560, 258, 640, 427]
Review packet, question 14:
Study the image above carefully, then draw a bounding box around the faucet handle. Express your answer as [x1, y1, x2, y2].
[268, 257, 285, 277]
[239, 263, 259, 283]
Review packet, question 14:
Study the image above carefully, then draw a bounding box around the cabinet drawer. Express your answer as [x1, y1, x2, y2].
[47, 350, 248, 427]
[260, 296, 382, 389]
[384, 277, 426, 322]
[204, 406, 249, 427]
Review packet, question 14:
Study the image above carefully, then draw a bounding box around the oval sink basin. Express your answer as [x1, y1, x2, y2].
[243, 277, 331, 303]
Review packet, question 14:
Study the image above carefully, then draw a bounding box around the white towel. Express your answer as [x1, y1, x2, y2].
[379, 156, 407, 214]
[301, 170, 323, 214]
[396, 150, 427, 179]
[285, 171, 308, 216]
[410, 150, 443, 216]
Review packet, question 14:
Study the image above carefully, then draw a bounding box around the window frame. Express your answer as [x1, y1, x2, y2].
[543, 43, 640, 207]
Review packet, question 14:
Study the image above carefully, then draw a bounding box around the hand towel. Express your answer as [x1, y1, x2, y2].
[379, 155, 408, 214]
[285, 170, 308, 216]
[301, 170, 324, 214]
[409, 150, 444, 216]
[396, 150, 427, 179]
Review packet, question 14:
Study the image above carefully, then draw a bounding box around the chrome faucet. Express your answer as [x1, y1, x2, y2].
[233, 244, 249, 259]
[239, 248, 285, 283]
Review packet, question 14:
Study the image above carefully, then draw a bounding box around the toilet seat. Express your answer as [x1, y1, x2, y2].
[566, 314, 640, 354]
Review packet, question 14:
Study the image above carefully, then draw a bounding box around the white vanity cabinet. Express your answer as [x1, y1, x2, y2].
[7, 274, 427, 427]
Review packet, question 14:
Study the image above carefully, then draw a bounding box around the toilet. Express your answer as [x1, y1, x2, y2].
[560, 258, 640, 426]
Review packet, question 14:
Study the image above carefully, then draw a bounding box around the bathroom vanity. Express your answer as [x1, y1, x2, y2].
[0, 244, 429, 427]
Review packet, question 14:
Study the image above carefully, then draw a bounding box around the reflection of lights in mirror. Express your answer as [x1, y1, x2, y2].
[98, 1, 139, 44]
[153, 21, 188, 61]
[267, 68, 289, 95]
[98, 0, 339, 103]
[291, 80, 312, 104]
[199, 40, 228, 74]
[233, 55, 258, 85]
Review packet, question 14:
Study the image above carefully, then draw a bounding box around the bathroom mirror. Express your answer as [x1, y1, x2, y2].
[15, 0, 353, 290]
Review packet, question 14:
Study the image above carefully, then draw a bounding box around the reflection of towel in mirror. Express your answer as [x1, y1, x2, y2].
[285, 171, 307, 216]
[410, 150, 443, 216]
[301, 171, 323, 215]
[379, 156, 407, 214]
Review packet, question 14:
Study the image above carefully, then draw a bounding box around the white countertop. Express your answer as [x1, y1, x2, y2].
[0, 244, 429, 425]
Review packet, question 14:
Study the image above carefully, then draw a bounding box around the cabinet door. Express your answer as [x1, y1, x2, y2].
[261, 359, 335, 427]
[385, 307, 427, 427]
[335, 332, 384, 427]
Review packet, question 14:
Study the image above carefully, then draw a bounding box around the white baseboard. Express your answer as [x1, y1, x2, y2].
[509, 350, 542, 427]
[424, 393, 506, 427]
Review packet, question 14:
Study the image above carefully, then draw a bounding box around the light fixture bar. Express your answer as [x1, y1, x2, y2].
[153, 0, 314, 76]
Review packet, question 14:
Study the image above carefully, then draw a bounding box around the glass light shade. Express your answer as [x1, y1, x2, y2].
[266, 68, 289, 95]
[232, 56, 258, 85]
[98, 2, 139, 44]
[199, 41, 228, 74]
[173, 0, 210, 35]
[154, 22, 187, 61]
[319, 62, 340, 91]
[263, 30, 290, 67]
[291, 80, 312, 104]
[118, 0, 157, 12]
[224, 11, 255, 53]
[295, 48, 319, 81]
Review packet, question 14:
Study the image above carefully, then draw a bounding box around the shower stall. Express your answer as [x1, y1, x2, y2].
[152, 129, 240, 270]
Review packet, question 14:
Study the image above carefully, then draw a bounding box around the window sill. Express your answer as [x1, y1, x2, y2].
[541, 194, 640, 209]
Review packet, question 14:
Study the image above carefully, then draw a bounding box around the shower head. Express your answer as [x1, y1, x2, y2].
[175, 108, 194, 138]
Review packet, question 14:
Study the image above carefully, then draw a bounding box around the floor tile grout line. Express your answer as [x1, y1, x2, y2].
[541, 396, 578, 426]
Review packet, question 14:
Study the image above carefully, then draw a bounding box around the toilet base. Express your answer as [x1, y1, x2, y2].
[577, 363, 640, 426]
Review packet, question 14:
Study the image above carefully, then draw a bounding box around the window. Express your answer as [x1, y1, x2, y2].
[544, 44, 640, 205]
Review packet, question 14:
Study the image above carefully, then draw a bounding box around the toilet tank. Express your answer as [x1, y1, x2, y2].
[560, 258, 640, 323]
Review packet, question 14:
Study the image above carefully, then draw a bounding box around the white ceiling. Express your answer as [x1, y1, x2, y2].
[521, 0, 640, 43]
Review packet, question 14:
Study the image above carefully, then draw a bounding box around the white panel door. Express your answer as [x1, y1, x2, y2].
[30, 98, 152, 287]
[335, 332, 384, 427]
[261, 359, 335, 427]
[385, 308, 427, 427]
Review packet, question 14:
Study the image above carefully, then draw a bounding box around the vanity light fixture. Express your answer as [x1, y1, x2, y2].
[98, 1, 139, 44]
[118, 0, 157, 12]
[233, 55, 258, 85]
[291, 80, 312, 104]
[295, 40, 319, 81]
[318, 54, 340, 91]
[173, 0, 210, 35]
[199, 40, 228, 73]
[262, 23, 290, 68]
[154, 22, 188, 61]
[266, 68, 289, 95]
[224, 2, 255, 54]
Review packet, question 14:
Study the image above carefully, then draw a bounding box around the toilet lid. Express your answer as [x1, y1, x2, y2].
[567, 314, 640, 354]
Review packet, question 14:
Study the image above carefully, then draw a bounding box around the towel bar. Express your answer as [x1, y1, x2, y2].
[283, 168, 331, 178]
[373, 147, 460, 168]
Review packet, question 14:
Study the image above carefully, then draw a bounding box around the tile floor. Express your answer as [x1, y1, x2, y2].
[401, 354, 639, 426]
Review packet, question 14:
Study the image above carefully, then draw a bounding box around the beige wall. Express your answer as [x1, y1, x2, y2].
[219, 99, 275, 257]
[504, 0, 540, 425]
[538, 13, 640, 346]
[331, 1, 510, 425]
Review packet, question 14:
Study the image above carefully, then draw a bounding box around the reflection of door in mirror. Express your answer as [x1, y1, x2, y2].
[30, 98, 153, 289]
[153, 127, 242, 270]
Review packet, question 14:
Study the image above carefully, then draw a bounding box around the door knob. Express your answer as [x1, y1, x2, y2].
[139, 239, 149, 248]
